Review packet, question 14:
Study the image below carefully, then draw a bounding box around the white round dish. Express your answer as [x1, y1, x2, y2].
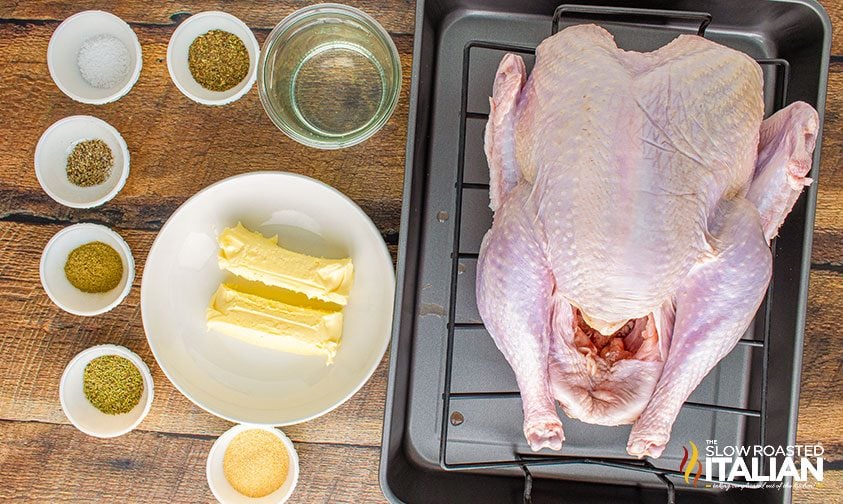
[167, 11, 259, 106]
[206, 424, 299, 504]
[48, 10, 142, 105]
[35, 115, 130, 208]
[40, 223, 135, 316]
[60, 344, 154, 438]
[141, 172, 395, 425]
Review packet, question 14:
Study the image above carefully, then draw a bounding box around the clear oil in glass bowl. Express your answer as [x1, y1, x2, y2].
[291, 41, 385, 137]
[258, 5, 401, 149]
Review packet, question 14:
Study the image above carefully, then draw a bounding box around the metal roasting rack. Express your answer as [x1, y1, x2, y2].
[437, 5, 793, 503]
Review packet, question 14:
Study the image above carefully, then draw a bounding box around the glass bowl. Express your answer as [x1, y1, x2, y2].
[258, 4, 401, 149]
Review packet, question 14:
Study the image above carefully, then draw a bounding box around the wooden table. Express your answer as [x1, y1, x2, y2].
[0, 1, 839, 502]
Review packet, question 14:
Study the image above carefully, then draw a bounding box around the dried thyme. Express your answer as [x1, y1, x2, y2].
[66, 139, 113, 187]
[83, 355, 144, 415]
[188, 30, 249, 92]
[64, 241, 123, 293]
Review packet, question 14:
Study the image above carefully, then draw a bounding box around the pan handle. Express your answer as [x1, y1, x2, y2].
[552, 4, 712, 36]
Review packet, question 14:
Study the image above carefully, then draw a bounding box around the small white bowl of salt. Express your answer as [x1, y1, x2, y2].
[48, 10, 142, 105]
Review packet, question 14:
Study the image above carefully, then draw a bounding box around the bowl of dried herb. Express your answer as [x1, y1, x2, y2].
[60, 344, 154, 438]
[40, 223, 135, 316]
[35, 115, 130, 208]
[167, 11, 259, 106]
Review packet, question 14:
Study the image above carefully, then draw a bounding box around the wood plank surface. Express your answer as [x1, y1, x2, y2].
[1, 0, 833, 53]
[0, 0, 841, 503]
[797, 271, 843, 458]
[0, 3, 406, 500]
[0, 419, 838, 504]
[0, 222, 388, 446]
[820, 0, 843, 54]
[813, 62, 843, 268]
[0, 420, 385, 503]
[0, 0, 416, 33]
[795, 469, 843, 504]
[0, 21, 411, 236]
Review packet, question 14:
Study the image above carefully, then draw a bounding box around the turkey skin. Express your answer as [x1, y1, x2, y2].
[476, 24, 819, 458]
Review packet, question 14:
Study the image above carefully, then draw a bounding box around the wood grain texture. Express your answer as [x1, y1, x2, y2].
[797, 271, 843, 458]
[0, 0, 416, 33]
[0, 419, 837, 503]
[0, 420, 386, 503]
[0, 21, 411, 237]
[0, 0, 840, 502]
[794, 468, 843, 504]
[812, 63, 843, 268]
[0, 222, 388, 447]
[822, 0, 843, 55]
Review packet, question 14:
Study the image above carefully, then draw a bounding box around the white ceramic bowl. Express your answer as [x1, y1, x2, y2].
[141, 172, 395, 425]
[48, 10, 142, 104]
[40, 223, 135, 316]
[60, 344, 154, 438]
[167, 11, 259, 106]
[35, 115, 130, 208]
[206, 424, 299, 504]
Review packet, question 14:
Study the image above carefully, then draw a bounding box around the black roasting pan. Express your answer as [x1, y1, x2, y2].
[380, 1, 831, 503]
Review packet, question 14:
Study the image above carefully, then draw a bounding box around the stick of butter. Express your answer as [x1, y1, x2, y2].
[218, 223, 353, 306]
[207, 284, 342, 364]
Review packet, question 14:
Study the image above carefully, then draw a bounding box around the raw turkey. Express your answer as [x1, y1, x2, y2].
[476, 24, 819, 458]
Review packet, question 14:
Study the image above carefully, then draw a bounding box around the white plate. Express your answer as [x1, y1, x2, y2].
[141, 172, 394, 425]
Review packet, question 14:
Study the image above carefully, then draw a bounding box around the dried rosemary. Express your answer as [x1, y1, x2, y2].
[66, 139, 113, 187]
[64, 241, 123, 293]
[188, 30, 249, 92]
[83, 355, 144, 415]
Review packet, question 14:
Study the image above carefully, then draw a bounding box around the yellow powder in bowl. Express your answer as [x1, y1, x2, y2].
[223, 429, 290, 498]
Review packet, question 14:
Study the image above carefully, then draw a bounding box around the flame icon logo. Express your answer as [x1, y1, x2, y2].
[679, 441, 703, 487]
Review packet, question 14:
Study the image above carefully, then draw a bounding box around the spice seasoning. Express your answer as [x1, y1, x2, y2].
[66, 139, 113, 187]
[188, 30, 249, 92]
[64, 241, 123, 293]
[223, 429, 289, 498]
[83, 355, 144, 415]
[77, 34, 130, 89]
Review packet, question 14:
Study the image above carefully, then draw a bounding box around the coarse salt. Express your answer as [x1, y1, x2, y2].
[77, 34, 130, 89]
